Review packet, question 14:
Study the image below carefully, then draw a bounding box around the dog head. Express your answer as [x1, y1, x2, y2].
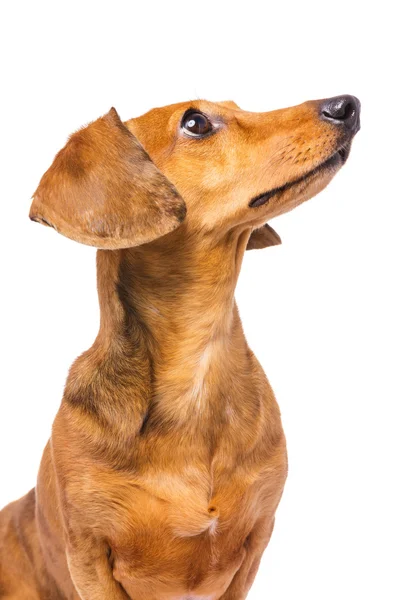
[30, 96, 360, 250]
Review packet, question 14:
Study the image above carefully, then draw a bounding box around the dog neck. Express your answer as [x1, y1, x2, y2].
[65, 226, 254, 433]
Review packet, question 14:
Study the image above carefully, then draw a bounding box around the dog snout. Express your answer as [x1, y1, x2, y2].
[320, 95, 361, 133]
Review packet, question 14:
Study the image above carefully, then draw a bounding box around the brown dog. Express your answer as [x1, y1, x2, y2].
[0, 95, 360, 599]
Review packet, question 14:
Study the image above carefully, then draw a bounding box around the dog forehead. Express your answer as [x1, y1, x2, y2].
[216, 100, 241, 110]
[125, 99, 243, 151]
[134, 99, 242, 125]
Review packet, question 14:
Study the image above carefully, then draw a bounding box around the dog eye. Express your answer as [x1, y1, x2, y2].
[181, 112, 213, 137]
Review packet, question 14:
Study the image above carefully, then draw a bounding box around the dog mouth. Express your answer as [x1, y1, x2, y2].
[249, 142, 351, 208]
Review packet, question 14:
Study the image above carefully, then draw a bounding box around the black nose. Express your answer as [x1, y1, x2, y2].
[320, 95, 360, 133]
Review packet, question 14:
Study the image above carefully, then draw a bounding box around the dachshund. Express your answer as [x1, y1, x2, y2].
[0, 94, 360, 599]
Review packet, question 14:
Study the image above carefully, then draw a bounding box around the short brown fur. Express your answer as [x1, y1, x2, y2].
[0, 97, 358, 599]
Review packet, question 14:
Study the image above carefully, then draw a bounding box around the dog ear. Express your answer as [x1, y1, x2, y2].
[29, 108, 186, 249]
[246, 224, 281, 250]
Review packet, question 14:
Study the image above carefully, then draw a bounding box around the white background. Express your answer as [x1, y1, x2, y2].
[0, 2, 399, 598]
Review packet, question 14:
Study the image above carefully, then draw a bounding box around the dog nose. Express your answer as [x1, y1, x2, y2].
[320, 95, 361, 133]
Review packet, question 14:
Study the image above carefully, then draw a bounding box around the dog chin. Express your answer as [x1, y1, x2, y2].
[272, 163, 342, 217]
[249, 141, 352, 210]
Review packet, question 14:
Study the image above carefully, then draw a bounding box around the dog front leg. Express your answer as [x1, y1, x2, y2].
[66, 539, 129, 600]
[219, 517, 276, 600]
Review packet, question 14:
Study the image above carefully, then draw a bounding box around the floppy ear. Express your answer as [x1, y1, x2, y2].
[246, 224, 281, 250]
[29, 108, 186, 249]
